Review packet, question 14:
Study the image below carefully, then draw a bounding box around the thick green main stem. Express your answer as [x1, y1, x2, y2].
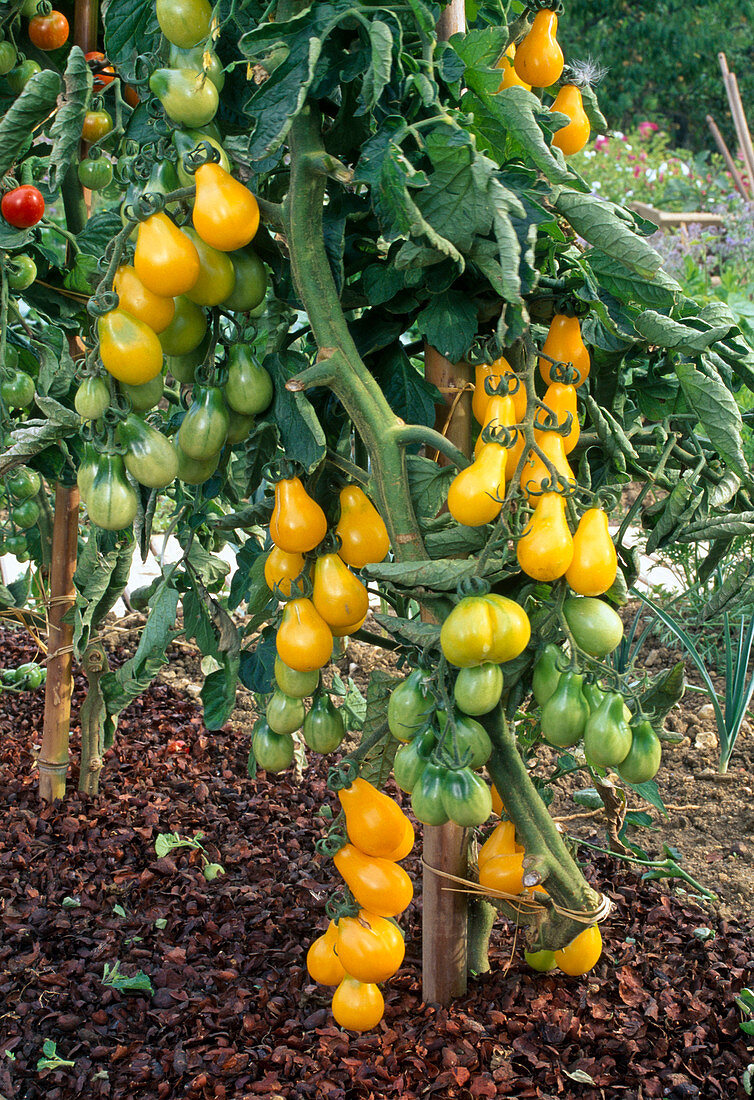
[484, 707, 602, 951]
[285, 107, 427, 565]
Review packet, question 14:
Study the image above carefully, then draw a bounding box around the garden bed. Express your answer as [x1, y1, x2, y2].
[0, 624, 752, 1099]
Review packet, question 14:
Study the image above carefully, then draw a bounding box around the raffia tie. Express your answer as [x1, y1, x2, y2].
[422, 859, 613, 925]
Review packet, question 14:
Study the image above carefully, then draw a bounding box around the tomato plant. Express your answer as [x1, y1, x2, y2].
[1, 0, 753, 1033]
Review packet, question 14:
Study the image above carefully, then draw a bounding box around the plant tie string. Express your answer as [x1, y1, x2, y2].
[421, 859, 613, 924]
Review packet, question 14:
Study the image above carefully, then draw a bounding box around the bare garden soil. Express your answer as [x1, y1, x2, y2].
[0, 622, 752, 1100]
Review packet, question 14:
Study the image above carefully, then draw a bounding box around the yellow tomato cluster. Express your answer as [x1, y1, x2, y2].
[447, 318, 618, 599]
[265, 482, 390, 673]
[98, 163, 261, 391]
[497, 12, 591, 156]
[307, 778, 414, 1031]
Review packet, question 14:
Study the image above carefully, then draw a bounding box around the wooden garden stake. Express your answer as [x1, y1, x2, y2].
[718, 54, 754, 192]
[420, 0, 472, 1009]
[38, 483, 80, 802]
[38, 0, 95, 803]
[707, 115, 750, 199]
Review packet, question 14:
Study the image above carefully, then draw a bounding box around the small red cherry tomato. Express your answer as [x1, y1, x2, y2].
[28, 10, 69, 51]
[2, 185, 45, 228]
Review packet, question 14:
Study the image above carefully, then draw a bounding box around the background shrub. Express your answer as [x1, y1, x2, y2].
[559, 0, 754, 148]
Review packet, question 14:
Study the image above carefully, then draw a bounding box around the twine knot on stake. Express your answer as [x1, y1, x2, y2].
[421, 857, 613, 925]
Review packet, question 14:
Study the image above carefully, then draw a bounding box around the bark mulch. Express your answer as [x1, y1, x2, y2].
[0, 625, 752, 1100]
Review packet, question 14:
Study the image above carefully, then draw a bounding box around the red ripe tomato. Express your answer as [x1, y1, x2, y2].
[85, 51, 116, 89]
[2, 186, 45, 228]
[28, 10, 69, 50]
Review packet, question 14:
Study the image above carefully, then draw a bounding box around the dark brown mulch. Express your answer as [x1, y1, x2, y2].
[0, 624, 752, 1100]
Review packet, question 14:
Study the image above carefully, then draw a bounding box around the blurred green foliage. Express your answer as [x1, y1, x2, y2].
[559, 0, 754, 147]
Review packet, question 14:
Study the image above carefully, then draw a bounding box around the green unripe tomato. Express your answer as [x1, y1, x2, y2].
[75, 377, 110, 420]
[266, 689, 305, 736]
[7, 60, 41, 94]
[0, 42, 17, 76]
[7, 466, 41, 499]
[453, 662, 503, 716]
[11, 499, 40, 528]
[78, 157, 114, 191]
[524, 948, 557, 972]
[564, 598, 624, 658]
[6, 253, 37, 291]
[273, 657, 319, 699]
[1, 369, 35, 408]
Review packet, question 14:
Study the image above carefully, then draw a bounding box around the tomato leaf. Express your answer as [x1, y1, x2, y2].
[359, 19, 394, 112]
[202, 653, 240, 731]
[265, 351, 326, 473]
[101, 577, 181, 717]
[102, 0, 159, 80]
[674, 359, 749, 480]
[72, 529, 135, 657]
[554, 191, 663, 280]
[48, 47, 93, 191]
[584, 251, 680, 311]
[0, 69, 61, 178]
[416, 290, 478, 362]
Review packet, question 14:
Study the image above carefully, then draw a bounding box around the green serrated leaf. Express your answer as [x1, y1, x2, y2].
[0, 69, 62, 178]
[554, 191, 663, 279]
[49, 48, 93, 190]
[675, 360, 749, 480]
[360, 20, 393, 111]
[265, 351, 326, 473]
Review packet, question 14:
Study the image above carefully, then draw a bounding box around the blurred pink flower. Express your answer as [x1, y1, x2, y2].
[633, 165, 642, 177]
[638, 121, 659, 138]
[595, 135, 609, 151]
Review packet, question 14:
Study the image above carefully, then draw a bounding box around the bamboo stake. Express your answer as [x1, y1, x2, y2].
[38, 484, 80, 802]
[718, 53, 754, 194]
[421, 0, 470, 1011]
[706, 114, 749, 199]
